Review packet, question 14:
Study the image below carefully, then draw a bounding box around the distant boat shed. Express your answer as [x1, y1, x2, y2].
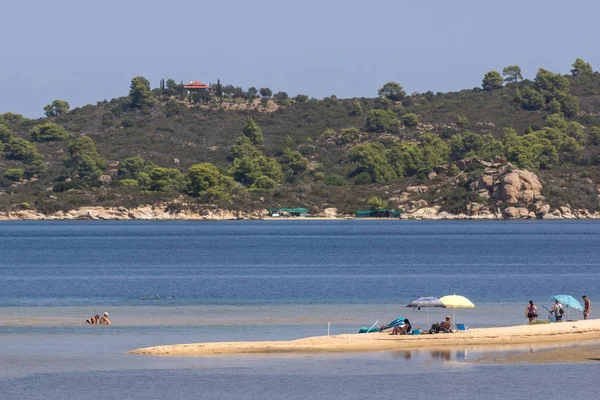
[355, 208, 402, 218]
[267, 208, 310, 217]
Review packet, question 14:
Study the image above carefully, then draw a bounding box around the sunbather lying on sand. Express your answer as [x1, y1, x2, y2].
[391, 319, 412, 335]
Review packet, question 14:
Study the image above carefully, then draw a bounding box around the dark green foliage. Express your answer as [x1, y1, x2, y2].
[66, 136, 106, 182]
[402, 113, 419, 127]
[281, 150, 309, 175]
[259, 88, 272, 98]
[147, 167, 185, 192]
[518, 87, 545, 110]
[43, 100, 70, 117]
[118, 156, 145, 179]
[378, 82, 405, 101]
[4, 168, 24, 181]
[571, 58, 593, 76]
[129, 76, 153, 109]
[0, 124, 12, 141]
[503, 65, 523, 83]
[349, 99, 363, 116]
[242, 117, 264, 146]
[30, 123, 70, 142]
[295, 94, 308, 103]
[187, 163, 232, 198]
[355, 172, 372, 185]
[337, 127, 360, 145]
[323, 174, 346, 186]
[365, 109, 399, 133]
[274, 91, 289, 101]
[6, 137, 41, 161]
[482, 71, 503, 90]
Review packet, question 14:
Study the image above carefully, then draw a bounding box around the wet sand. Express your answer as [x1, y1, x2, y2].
[129, 319, 600, 357]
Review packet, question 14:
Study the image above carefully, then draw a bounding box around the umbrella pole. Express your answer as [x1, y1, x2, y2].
[427, 308, 430, 329]
[453, 308, 456, 331]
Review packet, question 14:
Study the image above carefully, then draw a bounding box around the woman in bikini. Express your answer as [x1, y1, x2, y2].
[526, 300, 538, 324]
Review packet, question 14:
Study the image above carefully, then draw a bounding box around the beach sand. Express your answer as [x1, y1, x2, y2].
[129, 319, 600, 357]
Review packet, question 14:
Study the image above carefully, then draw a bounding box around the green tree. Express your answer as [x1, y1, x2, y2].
[187, 163, 232, 197]
[589, 127, 600, 145]
[259, 87, 272, 98]
[66, 136, 106, 181]
[337, 127, 360, 145]
[367, 196, 387, 209]
[6, 137, 41, 161]
[502, 65, 523, 83]
[547, 99, 561, 114]
[559, 93, 579, 118]
[4, 168, 24, 181]
[571, 58, 593, 76]
[0, 123, 12, 141]
[281, 150, 309, 175]
[545, 114, 567, 131]
[118, 156, 145, 179]
[295, 94, 308, 103]
[349, 99, 363, 116]
[247, 87, 258, 99]
[242, 117, 264, 146]
[30, 123, 70, 142]
[401, 113, 419, 127]
[534, 68, 570, 102]
[43, 100, 70, 117]
[274, 91, 289, 101]
[323, 175, 346, 186]
[519, 87, 545, 110]
[365, 109, 399, 133]
[349, 142, 397, 183]
[482, 71, 504, 90]
[129, 76, 153, 109]
[377, 82, 405, 101]
[147, 167, 185, 192]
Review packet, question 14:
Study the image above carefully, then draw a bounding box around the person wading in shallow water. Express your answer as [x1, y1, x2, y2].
[526, 300, 538, 324]
[583, 295, 591, 320]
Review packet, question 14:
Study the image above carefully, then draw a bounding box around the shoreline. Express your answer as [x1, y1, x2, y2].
[128, 319, 600, 357]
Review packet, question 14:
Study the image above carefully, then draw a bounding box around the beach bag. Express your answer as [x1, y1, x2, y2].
[558, 306, 564, 316]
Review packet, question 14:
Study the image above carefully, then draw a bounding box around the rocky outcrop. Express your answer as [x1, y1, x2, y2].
[493, 170, 542, 205]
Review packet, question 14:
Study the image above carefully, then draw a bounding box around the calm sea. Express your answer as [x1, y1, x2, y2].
[1, 221, 599, 399]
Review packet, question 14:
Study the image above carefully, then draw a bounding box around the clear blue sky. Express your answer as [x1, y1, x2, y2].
[1, 0, 598, 117]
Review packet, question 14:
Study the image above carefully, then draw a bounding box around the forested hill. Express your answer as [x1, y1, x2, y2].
[2, 59, 600, 218]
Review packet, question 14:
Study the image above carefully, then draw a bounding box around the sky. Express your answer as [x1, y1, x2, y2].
[1, 0, 599, 117]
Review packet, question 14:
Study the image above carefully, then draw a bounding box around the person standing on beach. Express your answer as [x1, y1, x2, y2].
[551, 300, 564, 322]
[583, 295, 591, 320]
[526, 300, 538, 323]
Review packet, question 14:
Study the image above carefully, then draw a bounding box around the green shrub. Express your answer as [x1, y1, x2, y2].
[4, 168, 24, 181]
[355, 172, 372, 185]
[30, 123, 70, 142]
[120, 179, 139, 186]
[402, 113, 419, 127]
[324, 174, 346, 186]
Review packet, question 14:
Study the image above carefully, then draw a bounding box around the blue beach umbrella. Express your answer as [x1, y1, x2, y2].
[406, 297, 446, 328]
[552, 294, 583, 319]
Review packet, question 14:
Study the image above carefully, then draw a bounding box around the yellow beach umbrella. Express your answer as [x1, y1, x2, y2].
[439, 294, 475, 330]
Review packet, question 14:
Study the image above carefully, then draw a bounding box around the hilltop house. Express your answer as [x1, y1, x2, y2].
[183, 81, 214, 95]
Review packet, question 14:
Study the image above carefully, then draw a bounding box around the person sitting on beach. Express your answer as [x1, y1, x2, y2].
[551, 300, 564, 322]
[86, 315, 100, 324]
[430, 316, 452, 333]
[439, 316, 452, 332]
[526, 300, 538, 324]
[391, 319, 412, 335]
[99, 312, 111, 325]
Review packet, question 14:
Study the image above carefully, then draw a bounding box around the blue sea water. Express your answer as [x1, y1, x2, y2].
[0, 220, 599, 399]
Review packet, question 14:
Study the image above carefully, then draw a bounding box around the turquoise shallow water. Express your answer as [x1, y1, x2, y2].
[1, 221, 599, 399]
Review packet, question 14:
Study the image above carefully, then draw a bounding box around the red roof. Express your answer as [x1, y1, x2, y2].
[184, 81, 211, 89]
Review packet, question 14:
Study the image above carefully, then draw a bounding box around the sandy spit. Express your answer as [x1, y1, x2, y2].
[129, 319, 600, 357]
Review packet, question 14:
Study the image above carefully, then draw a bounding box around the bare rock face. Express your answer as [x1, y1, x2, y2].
[323, 208, 338, 217]
[492, 170, 542, 205]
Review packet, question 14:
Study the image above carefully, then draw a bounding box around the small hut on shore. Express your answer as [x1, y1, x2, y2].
[267, 208, 310, 217]
[355, 208, 402, 218]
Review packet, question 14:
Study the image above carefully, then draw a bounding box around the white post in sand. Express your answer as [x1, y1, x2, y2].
[328, 322, 330, 336]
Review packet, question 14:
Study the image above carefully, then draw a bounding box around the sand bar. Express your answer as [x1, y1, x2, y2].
[129, 319, 600, 356]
